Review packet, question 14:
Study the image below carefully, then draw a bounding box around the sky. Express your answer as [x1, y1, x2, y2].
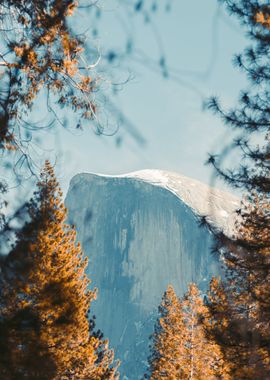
[8, 0, 249, 195]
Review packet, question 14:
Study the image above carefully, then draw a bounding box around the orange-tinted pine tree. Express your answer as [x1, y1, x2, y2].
[180, 284, 229, 380]
[206, 2, 270, 378]
[232, 195, 270, 378]
[146, 284, 228, 380]
[0, 161, 119, 379]
[236, 194, 270, 357]
[207, 198, 270, 379]
[146, 285, 185, 379]
[207, 277, 243, 379]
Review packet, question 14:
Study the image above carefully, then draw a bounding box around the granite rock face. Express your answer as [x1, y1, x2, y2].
[65, 170, 239, 379]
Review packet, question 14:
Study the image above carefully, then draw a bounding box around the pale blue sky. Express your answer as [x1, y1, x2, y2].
[18, 1, 249, 194]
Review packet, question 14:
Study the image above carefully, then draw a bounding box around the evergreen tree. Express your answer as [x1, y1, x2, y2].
[0, 161, 119, 379]
[207, 200, 270, 379]
[146, 284, 228, 380]
[180, 284, 228, 380]
[206, 2, 270, 377]
[146, 285, 185, 379]
[207, 275, 269, 380]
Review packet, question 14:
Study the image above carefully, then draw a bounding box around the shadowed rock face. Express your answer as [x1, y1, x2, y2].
[65, 170, 238, 379]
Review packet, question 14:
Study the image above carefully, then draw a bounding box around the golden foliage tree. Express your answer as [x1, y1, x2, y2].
[231, 194, 270, 378]
[0, 0, 97, 152]
[236, 194, 270, 353]
[146, 284, 228, 380]
[146, 285, 185, 379]
[0, 161, 119, 379]
[180, 284, 228, 380]
[206, 2, 270, 377]
[207, 196, 270, 379]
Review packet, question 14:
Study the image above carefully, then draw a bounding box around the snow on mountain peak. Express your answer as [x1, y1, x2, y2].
[71, 169, 240, 236]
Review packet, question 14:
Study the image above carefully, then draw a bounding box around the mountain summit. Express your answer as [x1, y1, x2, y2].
[65, 170, 239, 379]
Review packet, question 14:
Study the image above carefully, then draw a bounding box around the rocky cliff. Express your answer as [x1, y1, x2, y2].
[65, 170, 239, 379]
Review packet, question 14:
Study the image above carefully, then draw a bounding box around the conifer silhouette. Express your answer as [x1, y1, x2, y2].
[207, 2, 270, 377]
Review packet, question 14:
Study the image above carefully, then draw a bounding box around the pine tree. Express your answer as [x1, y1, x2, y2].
[0, 161, 119, 379]
[230, 194, 270, 378]
[146, 285, 185, 379]
[146, 284, 228, 380]
[236, 194, 270, 349]
[208, 200, 270, 379]
[180, 284, 228, 380]
[206, 2, 270, 377]
[207, 277, 253, 379]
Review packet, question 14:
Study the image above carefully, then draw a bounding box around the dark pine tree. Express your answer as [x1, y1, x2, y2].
[206, 1, 270, 378]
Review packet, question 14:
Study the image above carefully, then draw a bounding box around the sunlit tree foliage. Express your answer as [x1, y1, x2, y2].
[146, 284, 228, 379]
[0, 161, 119, 379]
[0, 0, 97, 153]
[207, 1, 270, 378]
